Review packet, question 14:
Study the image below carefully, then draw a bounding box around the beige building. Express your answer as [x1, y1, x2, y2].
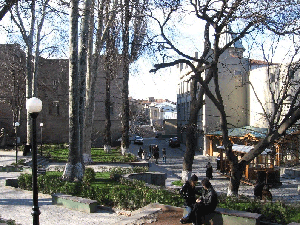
[177, 44, 300, 157]
[0, 44, 123, 147]
[177, 41, 249, 154]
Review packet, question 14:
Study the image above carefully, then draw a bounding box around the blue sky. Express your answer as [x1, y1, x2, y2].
[1, 1, 299, 103]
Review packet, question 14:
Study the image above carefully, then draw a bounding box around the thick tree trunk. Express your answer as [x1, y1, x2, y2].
[79, 0, 92, 160]
[63, 0, 84, 181]
[182, 123, 197, 182]
[182, 79, 200, 182]
[227, 162, 245, 196]
[104, 68, 112, 152]
[121, 0, 130, 155]
[83, 0, 104, 163]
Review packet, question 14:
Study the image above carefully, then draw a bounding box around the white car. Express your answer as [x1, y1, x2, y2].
[134, 136, 144, 145]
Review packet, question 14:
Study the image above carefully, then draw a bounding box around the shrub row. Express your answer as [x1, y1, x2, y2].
[218, 194, 300, 224]
[18, 167, 184, 211]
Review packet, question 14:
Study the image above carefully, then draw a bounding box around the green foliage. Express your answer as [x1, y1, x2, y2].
[18, 174, 33, 191]
[83, 168, 96, 185]
[10, 159, 26, 167]
[218, 194, 300, 224]
[37, 173, 64, 194]
[172, 180, 183, 186]
[17, 165, 300, 223]
[17, 167, 183, 211]
[42, 144, 138, 163]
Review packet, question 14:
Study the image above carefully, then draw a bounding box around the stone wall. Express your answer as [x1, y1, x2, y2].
[0, 44, 124, 147]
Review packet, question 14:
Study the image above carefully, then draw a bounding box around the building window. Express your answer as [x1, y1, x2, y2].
[234, 70, 243, 87]
[110, 103, 114, 115]
[49, 101, 60, 116]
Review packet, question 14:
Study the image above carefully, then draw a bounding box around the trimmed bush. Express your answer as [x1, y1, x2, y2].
[83, 168, 96, 185]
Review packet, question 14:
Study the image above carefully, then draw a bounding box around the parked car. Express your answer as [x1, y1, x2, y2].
[169, 137, 180, 148]
[134, 136, 144, 145]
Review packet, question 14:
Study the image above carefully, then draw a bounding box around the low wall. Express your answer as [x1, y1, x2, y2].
[129, 162, 149, 168]
[0, 165, 22, 172]
[123, 172, 167, 186]
[52, 193, 98, 213]
[282, 167, 300, 178]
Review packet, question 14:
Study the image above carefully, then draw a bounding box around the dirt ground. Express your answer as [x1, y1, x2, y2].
[144, 209, 185, 225]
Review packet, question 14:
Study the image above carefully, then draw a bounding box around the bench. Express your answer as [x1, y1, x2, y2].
[52, 193, 98, 213]
[183, 207, 261, 225]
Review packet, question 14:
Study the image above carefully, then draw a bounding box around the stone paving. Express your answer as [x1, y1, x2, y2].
[0, 150, 144, 225]
[155, 153, 300, 204]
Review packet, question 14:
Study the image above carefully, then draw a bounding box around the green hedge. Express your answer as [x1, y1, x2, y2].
[18, 167, 184, 211]
[17, 171, 300, 223]
[218, 194, 300, 224]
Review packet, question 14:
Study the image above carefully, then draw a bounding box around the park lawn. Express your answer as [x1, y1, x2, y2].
[42, 145, 137, 163]
[92, 172, 117, 187]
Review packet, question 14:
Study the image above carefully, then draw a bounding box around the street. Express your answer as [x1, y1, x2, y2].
[128, 137, 185, 160]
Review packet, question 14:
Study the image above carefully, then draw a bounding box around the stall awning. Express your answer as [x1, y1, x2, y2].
[217, 144, 272, 155]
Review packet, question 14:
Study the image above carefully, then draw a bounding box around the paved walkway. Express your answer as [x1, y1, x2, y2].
[0, 148, 300, 225]
[0, 150, 157, 225]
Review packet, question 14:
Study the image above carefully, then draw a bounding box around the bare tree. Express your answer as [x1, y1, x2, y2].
[120, 0, 130, 155]
[82, 0, 118, 163]
[9, 0, 56, 146]
[103, 2, 118, 152]
[78, 0, 92, 163]
[0, 0, 19, 21]
[150, 0, 300, 195]
[121, 0, 148, 155]
[62, 0, 84, 181]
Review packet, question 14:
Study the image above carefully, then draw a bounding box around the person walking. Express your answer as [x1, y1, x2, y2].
[254, 180, 264, 200]
[138, 147, 143, 158]
[153, 146, 159, 164]
[180, 178, 218, 225]
[261, 184, 272, 201]
[162, 148, 166, 163]
[216, 154, 221, 170]
[179, 174, 201, 223]
[206, 162, 213, 179]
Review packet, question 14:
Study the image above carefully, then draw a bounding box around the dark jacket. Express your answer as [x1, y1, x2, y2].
[254, 182, 264, 199]
[201, 187, 218, 212]
[180, 181, 201, 207]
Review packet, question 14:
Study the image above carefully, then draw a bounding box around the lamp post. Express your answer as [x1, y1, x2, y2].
[40, 123, 43, 156]
[14, 122, 20, 164]
[26, 97, 42, 225]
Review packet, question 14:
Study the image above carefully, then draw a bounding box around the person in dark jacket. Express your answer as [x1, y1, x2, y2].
[179, 174, 201, 222]
[138, 147, 143, 158]
[153, 145, 159, 163]
[261, 184, 272, 201]
[162, 148, 166, 163]
[254, 181, 265, 200]
[206, 162, 213, 179]
[180, 178, 218, 225]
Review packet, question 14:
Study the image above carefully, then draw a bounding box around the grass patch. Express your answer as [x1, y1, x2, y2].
[172, 180, 183, 186]
[0, 218, 17, 225]
[42, 144, 137, 163]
